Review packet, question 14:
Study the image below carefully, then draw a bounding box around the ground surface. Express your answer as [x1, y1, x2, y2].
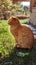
[0, 20, 36, 65]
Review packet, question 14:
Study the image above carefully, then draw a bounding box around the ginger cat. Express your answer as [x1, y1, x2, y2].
[8, 16, 34, 49]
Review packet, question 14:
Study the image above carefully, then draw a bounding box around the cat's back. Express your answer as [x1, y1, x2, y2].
[21, 24, 34, 35]
[18, 24, 34, 48]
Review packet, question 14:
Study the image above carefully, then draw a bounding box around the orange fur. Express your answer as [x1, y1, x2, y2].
[8, 16, 34, 48]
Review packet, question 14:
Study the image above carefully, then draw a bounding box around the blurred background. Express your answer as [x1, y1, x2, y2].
[0, 0, 30, 20]
[0, 0, 36, 65]
[0, 0, 30, 58]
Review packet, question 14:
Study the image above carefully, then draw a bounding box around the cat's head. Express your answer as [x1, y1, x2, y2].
[8, 16, 20, 26]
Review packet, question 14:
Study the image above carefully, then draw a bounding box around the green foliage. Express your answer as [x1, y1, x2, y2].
[0, 20, 15, 57]
[19, 19, 29, 24]
[0, 0, 12, 9]
[0, 0, 12, 19]
[0, 0, 30, 20]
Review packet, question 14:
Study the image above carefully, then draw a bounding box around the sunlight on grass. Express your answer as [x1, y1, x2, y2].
[19, 19, 29, 24]
[0, 20, 15, 57]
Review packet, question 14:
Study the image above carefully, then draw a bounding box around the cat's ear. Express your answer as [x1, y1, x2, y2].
[8, 16, 16, 25]
[12, 17, 20, 25]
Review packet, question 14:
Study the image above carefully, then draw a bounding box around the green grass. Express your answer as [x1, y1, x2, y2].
[0, 20, 15, 57]
[19, 19, 29, 24]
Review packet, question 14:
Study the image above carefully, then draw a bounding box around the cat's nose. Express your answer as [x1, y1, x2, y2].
[8, 21, 10, 25]
[8, 21, 12, 25]
[8, 19, 11, 25]
[8, 17, 12, 25]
